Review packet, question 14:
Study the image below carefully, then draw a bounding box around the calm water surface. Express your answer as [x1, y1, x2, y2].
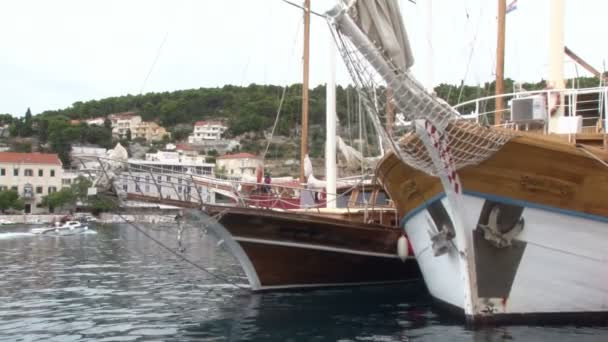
[1, 222, 607, 341]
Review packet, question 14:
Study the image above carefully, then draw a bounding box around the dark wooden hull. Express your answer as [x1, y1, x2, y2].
[203, 205, 420, 290]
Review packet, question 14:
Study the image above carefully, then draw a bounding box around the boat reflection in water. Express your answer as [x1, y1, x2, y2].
[180, 282, 433, 341]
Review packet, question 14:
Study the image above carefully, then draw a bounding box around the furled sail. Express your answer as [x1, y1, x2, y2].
[352, 0, 414, 73]
[327, 0, 513, 177]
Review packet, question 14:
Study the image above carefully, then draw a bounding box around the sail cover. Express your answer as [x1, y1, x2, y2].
[352, 0, 414, 72]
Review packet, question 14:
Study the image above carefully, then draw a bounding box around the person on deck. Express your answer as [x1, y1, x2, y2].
[263, 173, 272, 194]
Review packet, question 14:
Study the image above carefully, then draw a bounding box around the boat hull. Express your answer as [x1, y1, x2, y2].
[376, 136, 608, 323]
[203, 205, 420, 291]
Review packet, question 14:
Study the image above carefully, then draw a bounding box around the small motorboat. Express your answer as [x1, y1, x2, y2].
[0, 218, 16, 225]
[30, 220, 89, 236]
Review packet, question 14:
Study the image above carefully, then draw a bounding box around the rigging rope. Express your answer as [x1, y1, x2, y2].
[263, 85, 289, 159]
[139, 31, 169, 94]
[262, 15, 303, 160]
[115, 212, 246, 290]
[576, 144, 608, 169]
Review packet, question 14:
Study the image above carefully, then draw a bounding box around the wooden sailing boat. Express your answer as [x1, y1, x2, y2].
[328, 0, 608, 324]
[201, 0, 420, 291]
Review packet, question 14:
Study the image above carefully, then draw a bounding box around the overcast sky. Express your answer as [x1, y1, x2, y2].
[1, 0, 607, 116]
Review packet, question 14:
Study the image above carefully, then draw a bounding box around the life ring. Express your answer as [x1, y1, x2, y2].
[542, 89, 561, 116]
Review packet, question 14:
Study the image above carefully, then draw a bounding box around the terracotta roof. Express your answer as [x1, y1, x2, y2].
[175, 143, 194, 151]
[0, 152, 62, 165]
[217, 152, 260, 160]
[194, 120, 225, 127]
[109, 111, 138, 120]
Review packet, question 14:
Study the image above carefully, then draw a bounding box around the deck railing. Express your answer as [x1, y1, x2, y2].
[453, 86, 608, 134]
[72, 155, 390, 218]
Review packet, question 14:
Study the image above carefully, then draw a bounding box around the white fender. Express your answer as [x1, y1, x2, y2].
[397, 235, 409, 262]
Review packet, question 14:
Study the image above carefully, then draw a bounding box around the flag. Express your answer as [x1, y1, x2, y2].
[506, 0, 518, 14]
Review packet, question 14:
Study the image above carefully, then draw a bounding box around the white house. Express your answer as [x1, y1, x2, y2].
[109, 112, 142, 138]
[85, 117, 106, 126]
[215, 153, 263, 180]
[188, 121, 227, 143]
[0, 152, 63, 214]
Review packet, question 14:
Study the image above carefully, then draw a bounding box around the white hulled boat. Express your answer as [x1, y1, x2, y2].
[326, 0, 608, 324]
[31, 220, 89, 236]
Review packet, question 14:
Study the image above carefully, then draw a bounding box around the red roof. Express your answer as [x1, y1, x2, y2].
[0, 152, 62, 165]
[217, 152, 260, 160]
[176, 143, 194, 151]
[109, 111, 138, 120]
[194, 120, 225, 127]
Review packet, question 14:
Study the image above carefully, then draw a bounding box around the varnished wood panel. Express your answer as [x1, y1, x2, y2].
[376, 136, 608, 219]
[205, 205, 403, 255]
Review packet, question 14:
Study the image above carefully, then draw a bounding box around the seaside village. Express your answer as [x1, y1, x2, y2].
[0, 111, 264, 215]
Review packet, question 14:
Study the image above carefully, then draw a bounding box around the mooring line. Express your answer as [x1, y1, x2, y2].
[115, 212, 247, 290]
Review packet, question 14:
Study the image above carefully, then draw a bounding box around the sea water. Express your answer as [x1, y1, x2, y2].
[1, 223, 607, 341]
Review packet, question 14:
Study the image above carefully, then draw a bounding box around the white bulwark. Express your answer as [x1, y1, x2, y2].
[0, 152, 63, 214]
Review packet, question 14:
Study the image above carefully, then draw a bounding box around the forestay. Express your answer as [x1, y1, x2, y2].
[326, 0, 513, 177]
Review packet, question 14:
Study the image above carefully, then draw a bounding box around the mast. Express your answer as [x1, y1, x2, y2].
[548, 0, 565, 90]
[300, 0, 311, 183]
[495, 0, 506, 126]
[325, 33, 337, 208]
[548, 0, 565, 133]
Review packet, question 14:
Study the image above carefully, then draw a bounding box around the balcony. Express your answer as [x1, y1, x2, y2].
[22, 184, 34, 200]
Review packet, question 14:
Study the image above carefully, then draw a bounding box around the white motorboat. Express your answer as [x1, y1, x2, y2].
[0, 218, 16, 225]
[30, 221, 89, 236]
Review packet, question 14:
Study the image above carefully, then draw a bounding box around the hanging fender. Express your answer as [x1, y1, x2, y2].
[397, 235, 410, 262]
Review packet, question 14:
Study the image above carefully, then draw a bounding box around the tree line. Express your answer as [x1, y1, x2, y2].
[3, 77, 601, 160]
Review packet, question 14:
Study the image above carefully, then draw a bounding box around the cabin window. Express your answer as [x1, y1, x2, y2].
[336, 190, 352, 208]
[375, 191, 388, 205]
[355, 191, 373, 205]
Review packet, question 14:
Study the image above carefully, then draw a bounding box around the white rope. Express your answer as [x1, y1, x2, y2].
[576, 145, 608, 169]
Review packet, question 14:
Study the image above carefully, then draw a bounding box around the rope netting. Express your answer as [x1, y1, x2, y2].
[327, 4, 514, 177]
